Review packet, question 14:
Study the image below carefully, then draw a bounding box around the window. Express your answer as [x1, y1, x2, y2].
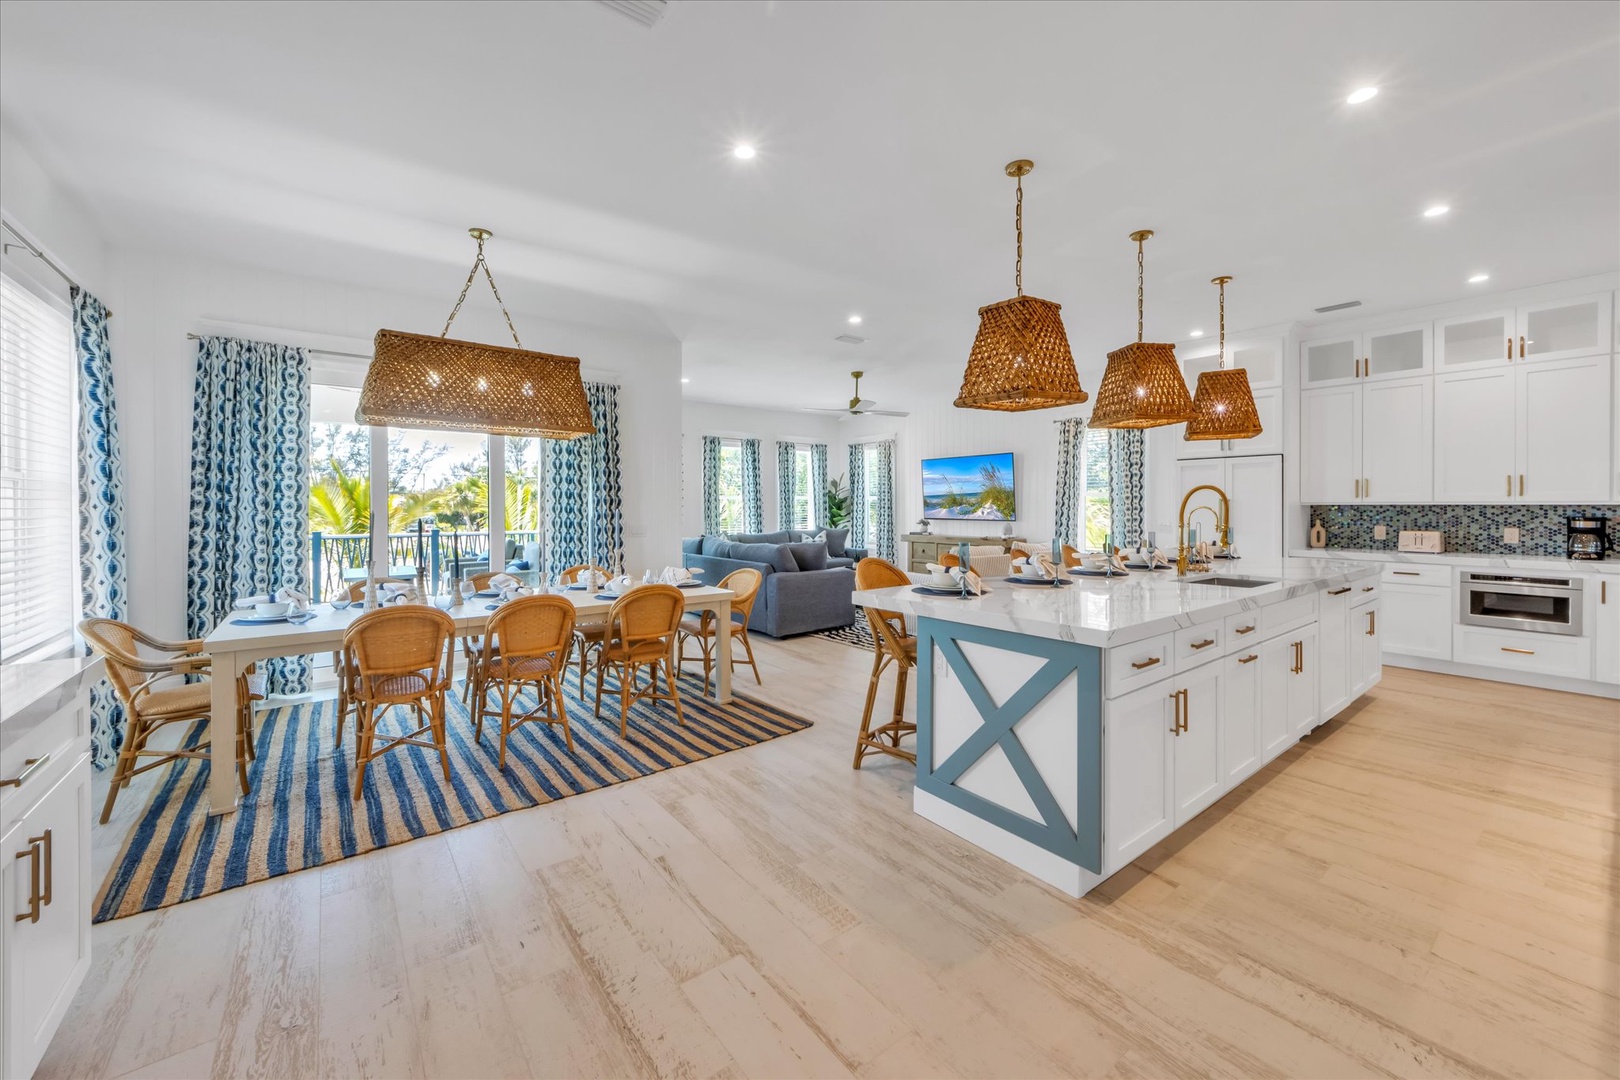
[0, 272, 77, 662]
[859, 443, 882, 551]
[1081, 427, 1112, 551]
[790, 445, 812, 531]
[715, 439, 744, 533]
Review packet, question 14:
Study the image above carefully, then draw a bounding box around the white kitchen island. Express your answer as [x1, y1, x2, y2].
[852, 559, 1382, 898]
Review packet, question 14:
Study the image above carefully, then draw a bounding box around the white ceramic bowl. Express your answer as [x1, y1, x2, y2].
[1019, 562, 1045, 577]
[254, 601, 290, 618]
[929, 570, 956, 588]
[234, 595, 269, 610]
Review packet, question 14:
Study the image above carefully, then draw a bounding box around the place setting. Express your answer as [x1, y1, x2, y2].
[1004, 551, 1071, 587]
[230, 590, 318, 625]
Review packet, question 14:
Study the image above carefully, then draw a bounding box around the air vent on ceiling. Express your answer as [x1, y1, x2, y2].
[595, 0, 668, 27]
[1313, 299, 1363, 313]
[834, 334, 866, 345]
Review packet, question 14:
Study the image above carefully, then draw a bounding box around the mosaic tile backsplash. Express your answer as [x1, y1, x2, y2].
[1308, 504, 1619, 556]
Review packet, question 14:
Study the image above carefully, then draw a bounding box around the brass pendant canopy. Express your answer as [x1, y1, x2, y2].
[1185, 275, 1263, 441]
[357, 229, 596, 440]
[1089, 230, 1194, 429]
[953, 160, 1088, 412]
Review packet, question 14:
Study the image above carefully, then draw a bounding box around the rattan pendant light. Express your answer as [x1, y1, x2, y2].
[1089, 230, 1194, 429]
[357, 228, 596, 439]
[1185, 275, 1263, 441]
[953, 160, 1087, 412]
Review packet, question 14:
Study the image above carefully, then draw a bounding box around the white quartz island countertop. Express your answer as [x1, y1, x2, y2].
[852, 558, 1381, 649]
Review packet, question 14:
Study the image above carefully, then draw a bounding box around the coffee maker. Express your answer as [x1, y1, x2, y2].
[1566, 515, 1610, 561]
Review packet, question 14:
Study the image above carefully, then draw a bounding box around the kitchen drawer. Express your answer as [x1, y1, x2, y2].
[1453, 625, 1592, 679]
[1174, 622, 1224, 669]
[1349, 579, 1381, 605]
[1106, 632, 1174, 698]
[1224, 609, 1263, 645]
[1261, 594, 1317, 637]
[1381, 564, 1452, 588]
[0, 696, 88, 801]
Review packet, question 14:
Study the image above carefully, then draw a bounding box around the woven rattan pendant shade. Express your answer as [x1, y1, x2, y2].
[954, 160, 1087, 413]
[1184, 275, 1261, 441]
[358, 329, 595, 439]
[1089, 341, 1195, 428]
[954, 295, 1088, 410]
[357, 227, 596, 440]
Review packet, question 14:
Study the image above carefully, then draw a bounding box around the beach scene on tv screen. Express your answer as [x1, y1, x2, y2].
[922, 452, 1016, 521]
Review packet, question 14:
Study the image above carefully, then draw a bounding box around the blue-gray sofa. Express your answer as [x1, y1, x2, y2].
[680, 529, 867, 638]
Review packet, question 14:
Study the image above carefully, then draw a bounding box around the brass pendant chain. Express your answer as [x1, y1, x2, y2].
[1212, 275, 1233, 369]
[1014, 173, 1024, 298]
[442, 230, 524, 348]
[1136, 237, 1144, 342]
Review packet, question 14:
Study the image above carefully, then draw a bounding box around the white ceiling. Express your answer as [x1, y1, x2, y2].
[2, 0, 1616, 412]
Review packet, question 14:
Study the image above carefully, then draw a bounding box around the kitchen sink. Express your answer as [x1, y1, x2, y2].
[1185, 576, 1278, 589]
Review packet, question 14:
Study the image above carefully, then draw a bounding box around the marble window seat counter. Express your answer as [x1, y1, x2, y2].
[1, 656, 104, 756]
[1290, 548, 1620, 575]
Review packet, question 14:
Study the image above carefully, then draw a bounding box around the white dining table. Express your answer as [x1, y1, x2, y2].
[201, 584, 736, 816]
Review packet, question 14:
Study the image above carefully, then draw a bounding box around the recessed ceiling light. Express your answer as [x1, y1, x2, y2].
[1189, 329, 1204, 338]
[1347, 86, 1378, 105]
[732, 144, 756, 160]
[1468, 273, 1490, 284]
[681, 377, 690, 383]
[1423, 205, 1450, 218]
[847, 314, 863, 325]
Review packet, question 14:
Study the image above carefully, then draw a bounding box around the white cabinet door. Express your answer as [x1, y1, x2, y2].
[1258, 633, 1296, 759]
[1228, 336, 1284, 388]
[1350, 600, 1382, 699]
[1516, 294, 1612, 363]
[2, 755, 92, 1080]
[1318, 586, 1351, 720]
[1436, 310, 1515, 370]
[1517, 356, 1612, 503]
[1364, 323, 1432, 381]
[1291, 627, 1321, 735]
[1435, 368, 1517, 502]
[1380, 583, 1453, 660]
[1300, 386, 1362, 503]
[1592, 576, 1619, 685]
[1103, 683, 1176, 871]
[1172, 663, 1224, 827]
[1360, 376, 1433, 503]
[1242, 386, 1284, 457]
[1221, 649, 1262, 785]
[1225, 455, 1284, 565]
[1301, 334, 1361, 386]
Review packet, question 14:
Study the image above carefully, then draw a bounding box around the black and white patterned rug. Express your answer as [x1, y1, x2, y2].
[809, 608, 874, 650]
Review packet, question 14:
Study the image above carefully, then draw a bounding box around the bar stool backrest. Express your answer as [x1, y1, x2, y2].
[854, 558, 912, 654]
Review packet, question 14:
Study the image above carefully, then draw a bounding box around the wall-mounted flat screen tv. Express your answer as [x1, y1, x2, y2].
[921, 452, 1016, 521]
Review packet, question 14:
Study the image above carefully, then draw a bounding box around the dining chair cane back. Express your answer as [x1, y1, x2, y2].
[851, 559, 919, 769]
[559, 564, 612, 694]
[677, 567, 762, 694]
[342, 606, 456, 800]
[471, 595, 577, 767]
[591, 585, 687, 738]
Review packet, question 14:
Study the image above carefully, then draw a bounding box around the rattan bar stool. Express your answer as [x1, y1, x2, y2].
[677, 567, 762, 694]
[851, 559, 918, 769]
[342, 606, 456, 800]
[559, 564, 611, 695]
[590, 584, 686, 738]
[469, 594, 577, 767]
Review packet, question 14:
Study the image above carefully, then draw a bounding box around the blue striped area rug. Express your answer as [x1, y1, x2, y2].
[93, 673, 810, 922]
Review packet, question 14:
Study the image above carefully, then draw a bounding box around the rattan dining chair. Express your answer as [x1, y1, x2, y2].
[342, 606, 456, 800]
[79, 618, 251, 823]
[591, 584, 686, 738]
[470, 594, 577, 767]
[336, 577, 416, 737]
[851, 559, 918, 769]
[559, 564, 611, 694]
[1061, 545, 1084, 568]
[677, 567, 762, 694]
[458, 570, 501, 705]
[938, 552, 961, 569]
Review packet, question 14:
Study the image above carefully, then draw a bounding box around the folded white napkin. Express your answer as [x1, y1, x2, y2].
[948, 566, 986, 596]
[658, 566, 694, 585]
[1195, 540, 1214, 563]
[489, 573, 520, 591]
[378, 583, 419, 604]
[1108, 551, 1130, 573]
[277, 587, 311, 613]
[1150, 547, 1170, 567]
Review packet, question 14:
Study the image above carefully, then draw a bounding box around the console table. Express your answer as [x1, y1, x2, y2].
[903, 533, 1026, 575]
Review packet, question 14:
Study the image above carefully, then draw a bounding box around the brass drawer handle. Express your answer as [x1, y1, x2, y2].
[1130, 656, 1161, 670]
[1237, 654, 1259, 664]
[1234, 625, 1256, 635]
[14, 835, 44, 924]
[1362, 585, 1375, 592]
[0, 753, 50, 789]
[1190, 638, 1216, 650]
[1168, 687, 1182, 735]
[1366, 611, 1376, 636]
[1501, 646, 1535, 655]
[1328, 587, 1351, 596]
[1292, 640, 1303, 675]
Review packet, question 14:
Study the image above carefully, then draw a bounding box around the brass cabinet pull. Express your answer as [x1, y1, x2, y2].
[1292, 640, 1303, 675]
[1603, 581, 1608, 604]
[1180, 688, 1190, 731]
[38, 828, 52, 907]
[1237, 654, 1259, 664]
[1392, 571, 1420, 576]
[0, 753, 50, 789]
[1519, 474, 1525, 497]
[1506, 474, 1512, 497]
[1234, 625, 1256, 635]
[1328, 587, 1352, 596]
[1366, 610, 1376, 636]
[1190, 638, 1216, 650]
[1363, 585, 1375, 591]
[1519, 334, 1526, 358]
[1169, 688, 1182, 735]
[1354, 478, 1360, 499]
[1501, 646, 1535, 655]
[1506, 336, 1512, 361]
[15, 837, 43, 923]
[1131, 656, 1161, 670]
[1364, 477, 1370, 498]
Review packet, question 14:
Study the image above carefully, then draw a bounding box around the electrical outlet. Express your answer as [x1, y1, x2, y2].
[1503, 526, 1520, 544]
[1373, 525, 1388, 541]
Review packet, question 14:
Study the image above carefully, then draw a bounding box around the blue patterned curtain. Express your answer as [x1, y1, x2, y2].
[872, 439, 896, 561]
[701, 436, 723, 534]
[739, 438, 763, 532]
[544, 381, 624, 576]
[1053, 417, 1086, 548]
[848, 443, 868, 552]
[186, 336, 312, 694]
[72, 288, 129, 768]
[775, 441, 797, 530]
[809, 443, 828, 528]
[1109, 429, 1146, 548]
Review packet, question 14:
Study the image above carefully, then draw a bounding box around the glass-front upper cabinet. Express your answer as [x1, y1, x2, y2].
[1517, 295, 1613, 363]
[1179, 336, 1283, 388]
[1300, 334, 1359, 385]
[1436, 310, 1514, 368]
[1364, 324, 1431, 379]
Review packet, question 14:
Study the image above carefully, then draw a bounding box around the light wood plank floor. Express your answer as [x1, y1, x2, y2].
[46, 634, 1620, 1080]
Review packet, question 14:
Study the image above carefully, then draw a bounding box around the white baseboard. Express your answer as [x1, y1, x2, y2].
[1383, 654, 1619, 700]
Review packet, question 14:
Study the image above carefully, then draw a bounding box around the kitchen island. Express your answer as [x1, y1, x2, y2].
[852, 559, 1382, 897]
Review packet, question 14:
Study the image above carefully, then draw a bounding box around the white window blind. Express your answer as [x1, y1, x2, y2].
[0, 273, 77, 662]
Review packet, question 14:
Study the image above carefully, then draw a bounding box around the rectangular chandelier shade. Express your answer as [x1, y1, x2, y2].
[953, 295, 1088, 411]
[1088, 341, 1195, 429]
[1184, 368, 1263, 440]
[356, 329, 596, 439]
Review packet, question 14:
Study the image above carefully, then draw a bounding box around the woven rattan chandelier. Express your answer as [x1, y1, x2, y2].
[1089, 230, 1194, 429]
[1185, 275, 1262, 441]
[357, 228, 596, 439]
[953, 160, 1087, 412]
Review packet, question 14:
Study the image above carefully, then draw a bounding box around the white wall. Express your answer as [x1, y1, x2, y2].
[107, 249, 682, 639]
[0, 128, 109, 299]
[679, 401, 844, 536]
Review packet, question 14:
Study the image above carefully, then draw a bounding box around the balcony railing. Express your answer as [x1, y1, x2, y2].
[309, 527, 541, 601]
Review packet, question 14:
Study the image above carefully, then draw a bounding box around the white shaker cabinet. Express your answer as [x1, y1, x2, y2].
[1592, 576, 1619, 686]
[1302, 324, 1431, 386]
[1300, 376, 1431, 503]
[1172, 662, 1224, 827]
[1436, 310, 1516, 370]
[1380, 580, 1453, 660]
[1434, 367, 1518, 501]
[1300, 386, 1360, 502]
[1221, 647, 1262, 785]
[1103, 681, 1175, 871]
[1317, 585, 1353, 719]
[1176, 455, 1283, 565]
[1517, 294, 1613, 363]
[1350, 596, 1382, 700]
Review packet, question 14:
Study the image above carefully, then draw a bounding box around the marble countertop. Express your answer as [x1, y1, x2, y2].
[1, 655, 104, 751]
[851, 559, 1380, 649]
[1290, 548, 1620, 575]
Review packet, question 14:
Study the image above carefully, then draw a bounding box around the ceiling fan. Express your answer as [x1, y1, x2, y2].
[804, 371, 909, 417]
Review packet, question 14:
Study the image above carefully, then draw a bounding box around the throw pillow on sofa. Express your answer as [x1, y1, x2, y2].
[786, 541, 829, 571]
[702, 535, 732, 558]
[728, 541, 798, 574]
[681, 537, 703, 555]
[812, 527, 851, 557]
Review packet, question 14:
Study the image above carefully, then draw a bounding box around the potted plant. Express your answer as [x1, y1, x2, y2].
[824, 474, 851, 528]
